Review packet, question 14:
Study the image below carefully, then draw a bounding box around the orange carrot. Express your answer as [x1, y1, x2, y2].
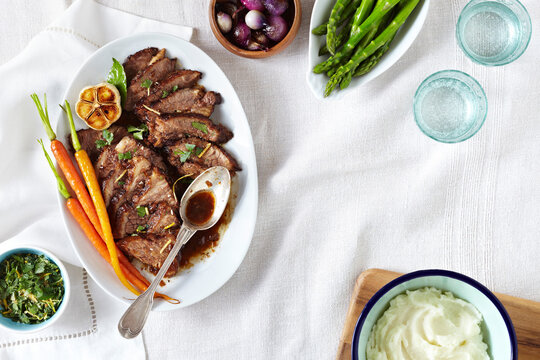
[62, 100, 139, 296]
[31, 93, 104, 239]
[66, 197, 177, 302]
[39, 139, 178, 303]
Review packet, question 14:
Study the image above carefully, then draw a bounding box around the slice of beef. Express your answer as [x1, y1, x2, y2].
[95, 136, 177, 231]
[114, 134, 167, 174]
[143, 70, 202, 104]
[123, 47, 159, 83]
[76, 125, 129, 163]
[126, 57, 176, 111]
[113, 200, 177, 239]
[147, 48, 165, 66]
[136, 108, 233, 146]
[146, 86, 222, 118]
[164, 137, 240, 177]
[117, 234, 179, 277]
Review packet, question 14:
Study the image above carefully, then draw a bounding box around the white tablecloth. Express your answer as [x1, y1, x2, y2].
[1, 1, 539, 359]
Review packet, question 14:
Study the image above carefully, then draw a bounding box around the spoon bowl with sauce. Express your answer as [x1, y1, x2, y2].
[118, 166, 231, 339]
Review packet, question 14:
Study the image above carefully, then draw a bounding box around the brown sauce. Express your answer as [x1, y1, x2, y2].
[185, 191, 215, 226]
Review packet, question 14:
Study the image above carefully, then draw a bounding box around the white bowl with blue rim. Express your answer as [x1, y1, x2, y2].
[0, 245, 71, 333]
[352, 269, 517, 360]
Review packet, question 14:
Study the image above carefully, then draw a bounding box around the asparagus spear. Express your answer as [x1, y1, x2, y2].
[340, 11, 396, 88]
[353, 34, 396, 77]
[327, 2, 385, 76]
[313, 0, 402, 74]
[326, 0, 353, 56]
[320, 19, 353, 56]
[323, 0, 377, 56]
[340, 37, 394, 89]
[349, 0, 377, 38]
[325, 0, 421, 96]
[328, 24, 379, 77]
[312, 0, 365, 36]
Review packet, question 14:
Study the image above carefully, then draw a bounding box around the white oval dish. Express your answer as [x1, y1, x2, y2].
[56, 33, 258, 311]
[307, 0, 430, 100]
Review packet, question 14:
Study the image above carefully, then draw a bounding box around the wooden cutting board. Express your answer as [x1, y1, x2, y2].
[336, 269, 540, 360]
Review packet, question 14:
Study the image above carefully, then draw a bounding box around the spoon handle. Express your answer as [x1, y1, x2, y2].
[118, 225, 196, 338]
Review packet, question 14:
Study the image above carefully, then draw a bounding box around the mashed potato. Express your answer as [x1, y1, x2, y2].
[366, 287, 490, 360]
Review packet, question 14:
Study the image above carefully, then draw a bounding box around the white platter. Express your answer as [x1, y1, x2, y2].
[307, 0, 430, 100]
[56, 32, 258, 311]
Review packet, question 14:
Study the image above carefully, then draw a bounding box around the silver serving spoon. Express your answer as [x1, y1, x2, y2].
[118, 166, 231, 339]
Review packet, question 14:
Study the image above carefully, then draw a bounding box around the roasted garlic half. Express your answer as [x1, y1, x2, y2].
[76, 83, 121, 130]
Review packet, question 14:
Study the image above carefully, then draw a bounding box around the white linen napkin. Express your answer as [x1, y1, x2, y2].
[0, 0, 191, 358]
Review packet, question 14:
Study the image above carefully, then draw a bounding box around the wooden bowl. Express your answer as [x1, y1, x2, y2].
[209, 0, 302, 59]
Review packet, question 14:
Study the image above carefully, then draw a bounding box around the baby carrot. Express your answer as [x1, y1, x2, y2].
[31, 93, 104, 239]
[39, 139, 178, 303]
[62, 100, 139, 296]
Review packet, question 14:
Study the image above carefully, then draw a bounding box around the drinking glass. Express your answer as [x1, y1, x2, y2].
[456, 0, 532, 66]
[413, 70, 488, 143]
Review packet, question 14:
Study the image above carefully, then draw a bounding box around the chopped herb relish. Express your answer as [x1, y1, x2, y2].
[0, 253, 64, 324]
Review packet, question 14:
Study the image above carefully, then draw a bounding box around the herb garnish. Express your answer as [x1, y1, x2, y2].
[191, 122, 208, 134]
[141, 79, 152, 96]
[174, 143, 196, 163]
[195, 147, 204, 157]
[161, 90, 169, 98]
[0, 253, 64, 324]
[106, 58, 127, 105]
[127, 124, 149, 140]
[136, 224, 148, 233]
[117, 181, 125, 186]
[172, 85, 179, 92]
[95, 129, 114, 149]
[118, 151, 133, 160]
[136, 205, 149, 218]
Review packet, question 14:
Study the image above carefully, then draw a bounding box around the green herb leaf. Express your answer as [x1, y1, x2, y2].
[118, 151, 132, 160]
[0, 254, 64, 324]
[172, 85, 179, 92]
[136, 206, 148, 218]
[106, 58, 127, 105]
[195, 147, 204, 156]
[117, 181, 125, 186]
[173, 143, 196, 163]
[161, 90, 169, 98]
[127, 124, 148, 141]
[141, 79, 152, 89]
[95, 129, 114, 149]
[136, 225, 148, 233]
[191, 122, 208, 134]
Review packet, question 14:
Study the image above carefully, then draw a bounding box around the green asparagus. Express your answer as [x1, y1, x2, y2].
[313, 0, 402, 74]
[319, 19, 354, 56]
[340, 11, 395, 89]
[353, 34, 396, 77]
[328, 23, 379, 77]
[349, 0, 377, 38]
[326, 0, 353, 56]
[324, 0, 421, 96]
[311, 0, 365, 36]
[339, 24, 381, 88]
[324, 0, 376, 56]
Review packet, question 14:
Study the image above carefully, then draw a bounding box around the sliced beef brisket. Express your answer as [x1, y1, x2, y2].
[126, 57, 176, 111]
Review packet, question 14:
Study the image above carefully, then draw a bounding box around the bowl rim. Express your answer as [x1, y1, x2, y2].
[0, 245, 71, 333]
[351, 269, 518, 360]
[208, 0, 302, 59]
[413, 69, 488, 143]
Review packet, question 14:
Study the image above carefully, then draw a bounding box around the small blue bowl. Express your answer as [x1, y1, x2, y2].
[0, 246, 70, 333]
[414, 70, 488, 143]
[352, 269, 517, 360]
[456, 0, 532, 66]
